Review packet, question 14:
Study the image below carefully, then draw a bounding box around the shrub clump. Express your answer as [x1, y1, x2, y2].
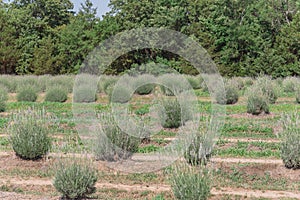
[110, 85, 132, 103]
[184, 135, 213, 166]
[73, 85, 97, 103]
[101, 76, 118, 95]
[185, 75, 202, 90]
[94, 114, 141, 161]
[280, 113, 300, 169]
[16, 86, 38, 102]
[47, 75, 74, 93]
[170, 165, 211, 200]
[8, 108, 52, 160]
[159, 98, 191, 129]
[134, 75, 156, 95]
[159, 74, 191, 96]
[0, 86, 8, 112]
[215, 84, 239, 105]
[282, 77, 299, 93]
[296, 87, 300, 104]
[53, 158, 98, 199]
[254, 76, 279, 104]
[45, 87, 68, 103]
[246, 87, 270, 115]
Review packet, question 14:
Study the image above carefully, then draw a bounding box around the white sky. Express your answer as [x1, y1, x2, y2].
[3, 0, 111, 17]
[72, 0, 110, 17]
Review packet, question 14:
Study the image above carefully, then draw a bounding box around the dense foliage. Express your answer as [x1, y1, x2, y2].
[0, 0, 299, 77]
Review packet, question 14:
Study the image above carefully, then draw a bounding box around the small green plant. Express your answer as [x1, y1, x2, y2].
[8, 108, 52, 160]
[170, 164, 211, 200]
[16, 86, 38, 102]
[45, 87, 68, 102]
[280, 113, 300, 169]
[159, 98, 190, 128]
[0, 86, 8, 112]
[53, 158, 98, 199]
[94, 113, 141, 161]
[246, 87, 269, 115]
[215, 84, 239, 105]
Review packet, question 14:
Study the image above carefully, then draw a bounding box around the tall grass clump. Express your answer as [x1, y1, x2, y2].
[134, 74, 156, 95]
[185, 75, 202, 90]
[0, 86, 8, 112]
[8, 108, 53, 160]
[37, 75, 51, 92]
[280, 113, 300, 169]
[16, 85, 38, 102]
[45, 87, 68, 103]
[228, 77, 245, 90]
[169, 164, 211, 200]
[159, 74, 190, 96]
[110, 85, 132, 103]
[94, 113, 141, 161]
[282, 77, 299, 93]
[184, 127, 215, 166]
[53, 157, 97, 199]
[108, 75, 133, 103]
[254, 76, 279, 104]
[46, 75, 74, 93]
[296, 87, 300, 104]
[0, 75, 17, 92]
[73, 74, 98, 103]
[158, 98, 191, 129]
[73, 85, 97, 103]
[101, 76, 118, 95]
[215, 83, 239, 105]
[246, 86, 269, 115]
[17, 75, 42, 92]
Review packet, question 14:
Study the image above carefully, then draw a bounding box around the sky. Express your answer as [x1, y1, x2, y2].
[72, 0, 111, 17]
[3, 0, 111, 17]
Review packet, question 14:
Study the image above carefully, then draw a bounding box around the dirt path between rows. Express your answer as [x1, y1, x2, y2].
[0, 151, 283, 165]
[163, 137, 280, 143]
[1, 178, 299, 199]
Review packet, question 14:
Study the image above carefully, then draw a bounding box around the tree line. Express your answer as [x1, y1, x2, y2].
[0, 0, 299, 77]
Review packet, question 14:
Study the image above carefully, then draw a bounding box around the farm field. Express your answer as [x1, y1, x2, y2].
[0, 75, 299, 199]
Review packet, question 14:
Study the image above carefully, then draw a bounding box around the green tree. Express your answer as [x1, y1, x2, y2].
[56, 0, 100, 74]
[0, 7, 20, 74]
